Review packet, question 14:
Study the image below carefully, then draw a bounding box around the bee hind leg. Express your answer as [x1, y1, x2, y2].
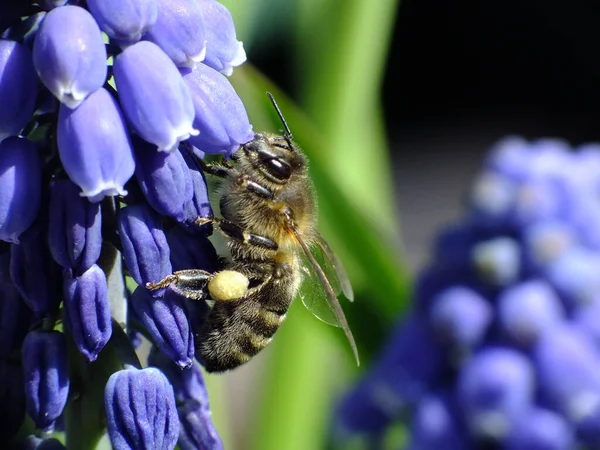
[146, 269, 213, 301]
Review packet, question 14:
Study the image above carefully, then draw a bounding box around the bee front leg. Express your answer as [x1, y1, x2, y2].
[147, 269, 213, 301]
[199, 160, 232, 178]
[195, 217, 278, 250]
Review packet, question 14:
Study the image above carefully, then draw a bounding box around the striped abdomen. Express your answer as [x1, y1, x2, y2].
[197, 271, 296, 373]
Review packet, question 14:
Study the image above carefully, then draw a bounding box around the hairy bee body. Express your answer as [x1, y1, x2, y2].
[148, 100, 357, 372]
[197, 132, 315, 372]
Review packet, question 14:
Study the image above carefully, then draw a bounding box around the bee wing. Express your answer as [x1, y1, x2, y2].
[313, 232, 354, 302]
[290, 227, 360, 366]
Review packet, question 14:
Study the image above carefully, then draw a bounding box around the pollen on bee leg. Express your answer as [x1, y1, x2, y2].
[208, 270, 249, 301]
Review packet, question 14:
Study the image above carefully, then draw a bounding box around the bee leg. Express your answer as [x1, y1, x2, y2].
[198, 159, 231, 178]
[146, 269, 213, 301]
[195, 217, 278, 250]
[245, 180, 273, 199]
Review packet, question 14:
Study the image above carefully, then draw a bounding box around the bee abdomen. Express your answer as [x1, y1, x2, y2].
[198, 300, 288, 373]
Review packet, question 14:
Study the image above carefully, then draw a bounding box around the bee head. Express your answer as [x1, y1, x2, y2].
[242, 133, 306, 184]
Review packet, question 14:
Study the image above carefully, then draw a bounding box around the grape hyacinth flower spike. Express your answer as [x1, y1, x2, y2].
[0, 0, 249, 445]
[336, 138, 600, 448]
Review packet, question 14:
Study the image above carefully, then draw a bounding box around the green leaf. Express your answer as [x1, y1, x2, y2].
[294, 0, 402, 233]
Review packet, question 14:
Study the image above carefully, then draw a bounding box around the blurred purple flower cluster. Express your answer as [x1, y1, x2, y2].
[0, 0, 250, 448]
[336, 137, 600, 449]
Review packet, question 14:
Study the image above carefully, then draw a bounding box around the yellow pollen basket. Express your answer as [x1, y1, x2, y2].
[208, 270, 249, 301]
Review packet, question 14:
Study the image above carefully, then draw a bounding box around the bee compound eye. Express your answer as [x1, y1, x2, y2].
[264, 157, 292, 180]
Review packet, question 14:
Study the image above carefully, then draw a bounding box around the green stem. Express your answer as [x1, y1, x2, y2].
[249, 302, 349, 450]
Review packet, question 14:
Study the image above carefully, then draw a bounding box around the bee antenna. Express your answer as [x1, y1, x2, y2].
[266, 92, 294, 146]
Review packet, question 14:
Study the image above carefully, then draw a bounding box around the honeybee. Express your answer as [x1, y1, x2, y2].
[148, 93, 358, 373]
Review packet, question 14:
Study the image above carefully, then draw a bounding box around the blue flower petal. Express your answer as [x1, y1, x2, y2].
[33, 5, 107, 108]
[183, 63, 253, 157]
[199, 0, 246, 76]
[145, 0, 206, 68]
[0, 40, 38, 139]
[0, 136, 41, 243]
[57, 87, 135, 202]
[87, 0, 158, 44]
[114, 41, 198, 151]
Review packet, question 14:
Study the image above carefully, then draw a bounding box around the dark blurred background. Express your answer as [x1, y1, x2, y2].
[253, 0, 600, 269]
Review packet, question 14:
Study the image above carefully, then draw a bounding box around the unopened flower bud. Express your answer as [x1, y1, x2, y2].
[33, 5, 107, 108]
[149, 349, 222, 449]
[105, 367, 179, 450]
[63, 265, 112, 362]
[118, 204, 172, 286]
[178, 400, 224, 450]
[114, 41, 198, 152]
[134, 141, 193, 222]
[57, 87, 135, 202]
[132, 287, 194, 368]
[22, 330, 69, 432]
[49, 179, 102, 273]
